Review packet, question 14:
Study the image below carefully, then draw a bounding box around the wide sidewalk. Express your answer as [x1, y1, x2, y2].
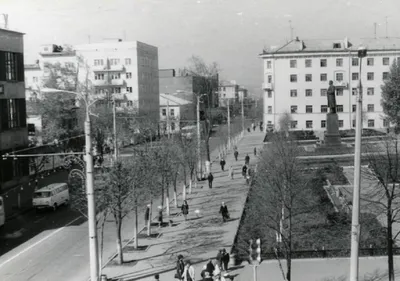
[101, 130, 265, 281]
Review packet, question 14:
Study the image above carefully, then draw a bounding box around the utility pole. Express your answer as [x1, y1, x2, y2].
[241, 95, 245, 132]
[113, 96, 118, 161]
[84, 100, 99, 281]
[350, 46, 367, 281]
[227, 98, 231, 146]
[196, 95, 202, 179]
[166, 100, 170, 139]
[374, 22, 377, 39]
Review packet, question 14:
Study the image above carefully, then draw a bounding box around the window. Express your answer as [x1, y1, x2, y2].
[320, 59, 327, 67]
[5, 52, 18, 81]
[337, 88, 343, 96]
[267, 92, 272, 98]
[321, 120, 326, 128]
[352, 73, 359, 80]
[320, 73, 327, 81]
[94, 59, 104, 66]
[333, 43, 341, 49]
[267, 61, 272, 69]
[65, 62, 74, 69]
[126, 87, 132, 93]
[290, 74, 297, 82]
[339, 120, 344, 128]
[290, 89, 297, 97]
[170, 109, 175, 116]
[0, 99, 26, 130]
[321, 105, 328, 113]
[337, 105, 343, 112]
[290, 60, 297, 68]
[352, 88, 357, 95]
[162, 109, 166, 116]
[111, 87, 121, 94]
[368, 119, 375, 127]
[352, 105, 356, 112]
[126, 72, 132, 79]
[33, 77, 38, 83]
[352, 119, 356, 127]
[367, 58, 374, 66]
[352, 58, 359, 66]
[306, 105, 313, 113]
[305, 59, 312, 67]
[367, 88, 374, 96]
[367, 104, 374, 112]
[383, 119, 389, 127]
[290, 121, 298, 129]
[290, 105, 298, 113]
[336, 73, 344, 81]
[94, 73, 104, 80]
[95, 89, 105, 94]
[306, 120, 313, 128]
[305, 89, 312, 97]
[336, 58, 343, 67]
[111, 73, 121, 79]
[383, 57, 390, 65]
[267, 75, 272, 83]
[321, 89, 327, 96]
[127, 101, 133, 107]
[383, 72, 389, 80]
[125, 58, 132, 65]
[305, 74, 312, 82]
[267, 106, 272, 114]
[110, 58, 120, 65]
[367, 72, 374, 80]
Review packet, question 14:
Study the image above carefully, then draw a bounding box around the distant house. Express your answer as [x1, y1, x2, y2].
[159, 93, 194, 135]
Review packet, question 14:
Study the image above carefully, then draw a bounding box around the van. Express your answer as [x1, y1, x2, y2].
[0, 196, 4, 227]
[32, 183, 69, 211]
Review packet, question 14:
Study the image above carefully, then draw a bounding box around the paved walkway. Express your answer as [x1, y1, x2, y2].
[102, 131, 265, 281]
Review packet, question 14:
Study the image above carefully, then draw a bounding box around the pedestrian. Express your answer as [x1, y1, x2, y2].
[228, 166, 234, 180]
[181, 200, 189, 221]
[234, 150, 239, 161]
[182, 260, 195, 281]
[206, 259, 215, 276]
[175, 254, 185, 281]
[157, 206, 163, 228]
[242, 165, 247, 178]
[216, 249, 223, 269]
[207, 172, 214, 189]
[213, 259, 222, 280]
[220, 158, 226, 171]
[221, 249, 230, 271]
[219, 202, 230, 222]
[259, 121, 263, 132]
[253, 123, 256, 131]
[200, 265, 207, 280]
[245, 154, 250, 165]
[247, 127, 251, 132]
[154, 274, 160, 280]
[145, 204, 150, 227]
[254, 147, 257, 156]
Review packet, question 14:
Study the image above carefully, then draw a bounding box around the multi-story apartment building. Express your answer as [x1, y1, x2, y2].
[219, 80, 239, 107]
[238, 87, 248, 102]
[0, 28, 29, 193]
[260, 37, 400, 131]
[25, 40, 160, 121]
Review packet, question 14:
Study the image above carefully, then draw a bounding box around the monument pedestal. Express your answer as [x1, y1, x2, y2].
[324, 113, 342, 146]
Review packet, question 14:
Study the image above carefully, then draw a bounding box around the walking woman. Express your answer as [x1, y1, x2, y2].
[181, 200, 189, 221]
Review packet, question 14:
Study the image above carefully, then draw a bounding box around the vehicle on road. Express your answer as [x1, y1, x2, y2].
[33, 183, 69, 212]
[0, 196, 4, 227]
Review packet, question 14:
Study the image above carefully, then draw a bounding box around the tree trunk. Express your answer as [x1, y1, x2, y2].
[387, 204, 395, 281]
[286, 211, 292, 281]
[173, 174, 178, 208]
[99, 211, 108, 274]
[115, 215, 123, 265]
[134, 202, 138, 249]
[166, 182, 170, 217]
[161, 178, 165, 210]
[205, 137, 211, 162]
[147, 199, 152, 236]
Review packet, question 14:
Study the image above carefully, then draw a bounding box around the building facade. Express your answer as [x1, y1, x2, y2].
[0, 28, 29, 192]
[218, 81, 239, 107]
[260, 37, 400, 131]
[159, 93, 194, 134]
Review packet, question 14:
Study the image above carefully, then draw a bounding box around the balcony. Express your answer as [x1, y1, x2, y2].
[333, 81, 348, 88]
[93, 65, 126, 72]
[262, 82, 274, 90]
[93, 79, 125, 87]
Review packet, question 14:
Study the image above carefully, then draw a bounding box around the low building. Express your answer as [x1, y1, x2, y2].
[219, 80, 239, 107]
[159, 93, 194, 134]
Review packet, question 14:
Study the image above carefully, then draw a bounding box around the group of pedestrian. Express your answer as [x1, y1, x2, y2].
[175, 255, 195, 281]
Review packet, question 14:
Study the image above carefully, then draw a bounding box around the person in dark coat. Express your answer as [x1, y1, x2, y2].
[181, 200, 189, 221]
[206, 259, 215, 276]
[254, 147, 257, 156]
[221, 249, 230, 271]
[207, 173, 214, 189]
[145, 204, 150, 227]
[157, 206, 163, 228]
[216, 249, 223, 269]
[234, 150, 239, 161]
[245, 154, 250, 165]
[220, 159, 226, 171]
[242, 165, 247, 179]
[176, 254, 185, 280]
[219, 202, 229, 222]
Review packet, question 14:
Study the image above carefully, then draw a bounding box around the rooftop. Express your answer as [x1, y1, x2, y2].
[75, 40, 155, 51]
[0, 28, 25, 35]
[261, 37, 400, 55]
[160, 93, 192, 106]
[24, 64, 41, 70]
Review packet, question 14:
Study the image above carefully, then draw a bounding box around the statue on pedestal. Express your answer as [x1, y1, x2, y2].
[327, 80, 336, 113]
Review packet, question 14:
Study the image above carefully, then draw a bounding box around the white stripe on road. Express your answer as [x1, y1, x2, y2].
[0, 216, 82, 270]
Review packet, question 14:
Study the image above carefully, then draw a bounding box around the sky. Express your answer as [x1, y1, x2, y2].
[1, 0, 400, 97]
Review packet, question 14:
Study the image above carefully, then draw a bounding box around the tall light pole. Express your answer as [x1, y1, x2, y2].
[227, 98, 231, 145]
[112, 96, 118, 161]
[241, 95, 245, 132]
[196, 95, 202, 179]
[166, 100, 171, 139]
[350, 46, 367, 281]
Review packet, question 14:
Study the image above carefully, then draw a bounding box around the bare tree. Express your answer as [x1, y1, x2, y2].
[362, 137, 400, 281]
[278, 112, 293, 135]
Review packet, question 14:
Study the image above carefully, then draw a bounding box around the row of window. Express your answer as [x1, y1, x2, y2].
[0, 51, 24, 82]
[288, 72, 385, 83]
[94, 72, 132, 80]
[161, 108, 175, 116]
[290, 119, 386, 129]
[268, 104, 377, 114]
[266, 57, 396, 69]
[95, 87, 133, 94]
[94, 58, 132, 66]
[267, 87, 377, 98]
[0, 98, 27, 131]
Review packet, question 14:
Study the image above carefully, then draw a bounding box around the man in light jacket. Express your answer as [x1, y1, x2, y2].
[182, 260, 195, 281]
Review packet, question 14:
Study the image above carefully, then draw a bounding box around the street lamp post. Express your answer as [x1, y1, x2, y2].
[350, 46, 367, 281]
[196, 95, 202, 179]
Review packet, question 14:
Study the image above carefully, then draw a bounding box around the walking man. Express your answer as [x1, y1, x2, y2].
[207, 172, 214, 189]
[228, 166, 234, 180]
[234, 150, 239, 161]
[176, 255, 185, 281]
[220, 158, 226, 171]
[157, 206, 163, 228]
[242, 165, 247, 179]
[182, 260, 195, 281]
[181, 200, 189, 221]
[144, 204, 150, 227]
[245, 154, 250, 165]
[219, 202, 230, 222]
[221, 249, 230, 271]
[254, 147, 257, 156]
